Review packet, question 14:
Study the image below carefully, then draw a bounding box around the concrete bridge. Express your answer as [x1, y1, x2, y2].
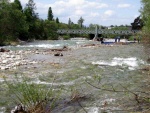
[57, 26, 140, 39]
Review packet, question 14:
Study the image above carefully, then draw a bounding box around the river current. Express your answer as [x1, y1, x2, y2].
[0, 39, 149, 113]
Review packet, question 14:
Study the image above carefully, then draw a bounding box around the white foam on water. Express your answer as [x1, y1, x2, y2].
[112, 57, 138, 67]
[17, 44, 61, 48]
[100, 98, 116, 105]
[76, 41, 86, 44]
[92, 57, 145, 70]
[31, 80, 74, 86]
[0, 79, 4, 82]
[31, 76, 92, 86]
[88, 107, 99, 113]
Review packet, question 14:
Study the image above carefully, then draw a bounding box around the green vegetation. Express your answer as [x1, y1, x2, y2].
[141, 0, 150, 45]
[0, 0, 86, 46]
[0, 0, 134, 46]
[78, 16, 84, 28]
[47, 7, 54, 21]
[102, 25, 130, 39]
[4, 74, 61, 112]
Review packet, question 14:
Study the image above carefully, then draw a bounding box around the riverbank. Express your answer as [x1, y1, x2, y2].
[0, 40, 150, 113]
[0, 41, 140, 70]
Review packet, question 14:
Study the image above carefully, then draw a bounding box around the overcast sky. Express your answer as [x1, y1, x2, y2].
[11, 0, 141, 26]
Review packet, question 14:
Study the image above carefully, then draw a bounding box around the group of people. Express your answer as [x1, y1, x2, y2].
[97, 37, 104, 44]
[96, 35, 141, 44]
[115, 36, 120, 42]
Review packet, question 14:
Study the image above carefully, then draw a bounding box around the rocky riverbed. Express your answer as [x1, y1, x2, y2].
[0, 44, 103, 70]
[0, 41, 150, 113]
[0, 48, 38, 70]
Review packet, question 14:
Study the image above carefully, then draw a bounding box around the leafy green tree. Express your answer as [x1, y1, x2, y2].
[10, 3, 29, 40]
[24, 0, 39, 40]
[0, 0, 28, 44]
[140, 0, 150, 56]
[78, 16, 84, 28]
[88, 24, 101, 29]
[58, 23, 68, 29]
[14, 0, 23, 12]
[131, 16, 143, 30]
[48, 7, 53, 21]
[44, 20, 58, 40]
[0, 0, 10, 45]
[56, 17, 59, 23]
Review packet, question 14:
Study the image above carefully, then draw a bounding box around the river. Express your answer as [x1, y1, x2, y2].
[0, 39, 149, 113]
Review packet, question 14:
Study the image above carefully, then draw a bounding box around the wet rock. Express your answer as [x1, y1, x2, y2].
[140, 66, 150, 71]
[11, 104, 27, 113]
[54, 52, 63, 56]
[81, 44, 96, 47]
[62, 45, 70, 51]
[0, 50, 38, 70]
[0, 48, 10, 52]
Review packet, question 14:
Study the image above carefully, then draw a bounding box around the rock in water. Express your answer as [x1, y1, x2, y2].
[54, 53, 63, 56]
[0, 48, 10, 52]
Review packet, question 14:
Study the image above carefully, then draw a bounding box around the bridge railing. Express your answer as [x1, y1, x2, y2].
[57, 29, 140, 35]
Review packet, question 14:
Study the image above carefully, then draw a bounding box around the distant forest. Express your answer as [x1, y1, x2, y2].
[0, 0, 144, 46]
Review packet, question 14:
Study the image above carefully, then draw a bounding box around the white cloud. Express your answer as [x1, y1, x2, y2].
[90, 12, 100, 17]
[83, 1, 108, 9]
[118, 4, 131, 8]
[75, 10, 85, 16]
[104, 10, 115, 17]
[9, 0, 141, 26]
[68, 0, 85, 6]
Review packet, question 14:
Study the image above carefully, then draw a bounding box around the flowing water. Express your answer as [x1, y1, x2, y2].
[0, 39, 149, 113]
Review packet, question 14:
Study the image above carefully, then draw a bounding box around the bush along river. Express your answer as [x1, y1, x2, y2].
[0, 39, 150, 113]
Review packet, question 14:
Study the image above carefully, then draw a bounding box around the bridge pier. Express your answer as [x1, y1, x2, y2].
[93, 25, 98, 41]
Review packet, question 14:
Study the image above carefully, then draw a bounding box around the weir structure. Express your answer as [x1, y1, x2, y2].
[57, 26, 140, 40]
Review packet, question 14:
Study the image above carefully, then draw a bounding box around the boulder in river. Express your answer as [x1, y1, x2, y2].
[0, 48, 10, 52]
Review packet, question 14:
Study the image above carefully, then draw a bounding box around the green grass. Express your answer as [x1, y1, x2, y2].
[3, 74, 60, 112]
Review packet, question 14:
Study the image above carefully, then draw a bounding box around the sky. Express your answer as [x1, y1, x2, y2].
[11, 0, 142, 26]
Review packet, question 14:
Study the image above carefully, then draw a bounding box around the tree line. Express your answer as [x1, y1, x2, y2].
[1, 0, 148, 46]
[0, 0, 87, 46]
[140, 0, 150, 45]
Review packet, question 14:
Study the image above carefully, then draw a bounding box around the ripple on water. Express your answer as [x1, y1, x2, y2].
[31, 76, 92, 86]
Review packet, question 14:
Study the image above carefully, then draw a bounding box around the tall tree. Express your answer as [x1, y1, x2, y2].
[48, 7, 53, 21]
[24, 0, 38, 19]
[24, 0, 39, 40]
[68, 18, 71, 25]
[14, 0, 23, 12]
[56, 17, 59, 23]
[78, 16, 84, 28]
